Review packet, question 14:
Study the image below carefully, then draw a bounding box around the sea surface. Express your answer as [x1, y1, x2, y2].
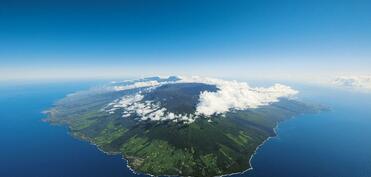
[0, 81, 370, 177]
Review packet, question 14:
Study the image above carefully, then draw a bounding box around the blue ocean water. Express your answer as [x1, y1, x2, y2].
[0, 81, 370, 177]
[239, 84, 371, 177]
[0, 81, 145, 177]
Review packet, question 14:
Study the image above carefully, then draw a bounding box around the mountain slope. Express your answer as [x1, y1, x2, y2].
[45, 77, 322, 176]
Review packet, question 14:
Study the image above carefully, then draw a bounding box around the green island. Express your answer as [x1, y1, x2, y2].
[45, 78, 323, 177]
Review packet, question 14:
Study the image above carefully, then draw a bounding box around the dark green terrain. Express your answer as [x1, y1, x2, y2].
[46, 82, 322, 177]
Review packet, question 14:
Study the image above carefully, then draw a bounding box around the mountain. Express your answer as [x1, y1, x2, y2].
[45, 76, 323, 177]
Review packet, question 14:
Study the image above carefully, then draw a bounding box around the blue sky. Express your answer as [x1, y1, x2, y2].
[1, 0, 370, 81]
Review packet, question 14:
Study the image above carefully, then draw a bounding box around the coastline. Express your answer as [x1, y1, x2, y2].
[218, 119, 281, 177]
[218, 111, 315, 177]
[43, 118, 280, 177]
[43, 108, 320, 177]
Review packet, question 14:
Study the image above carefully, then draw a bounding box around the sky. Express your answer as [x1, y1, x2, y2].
[1, 0, 370, 82]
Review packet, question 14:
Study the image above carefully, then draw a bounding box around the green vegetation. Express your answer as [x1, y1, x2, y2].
[122, 136, 197, 175]
[45, 84, 322, 177]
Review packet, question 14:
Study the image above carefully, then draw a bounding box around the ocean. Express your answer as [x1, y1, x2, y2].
[0, 81, 370, 177]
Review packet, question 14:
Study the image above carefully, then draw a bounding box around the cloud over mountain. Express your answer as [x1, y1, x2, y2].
[106, 76, 298, 123]
[177, 76, 298, 116]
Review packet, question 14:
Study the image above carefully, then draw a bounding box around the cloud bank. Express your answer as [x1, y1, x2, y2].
[333, 76, 371, 92]
[177, 76, 298, 116]
[113, 81, 161, 91]
[105, 76, 298, 123]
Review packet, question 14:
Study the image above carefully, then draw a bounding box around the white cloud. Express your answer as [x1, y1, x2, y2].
[333, 76, 371, 92]
[113, 81, 161, 91]
[106, 93, 196, 123]
[111, 76, 181, 91]
[105, 76, 298, 123]
[178, 76, 298, 116]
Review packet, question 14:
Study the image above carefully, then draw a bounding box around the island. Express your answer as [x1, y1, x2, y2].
[45, 76, 323, 177]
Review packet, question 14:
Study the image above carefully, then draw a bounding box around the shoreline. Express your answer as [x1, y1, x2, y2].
[218, 117, 282, 177]
[120, 113, 310, 177]
[44, 119, 282, 177]
[43, 109, 317, 177]
[218, 111, 315, 177]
